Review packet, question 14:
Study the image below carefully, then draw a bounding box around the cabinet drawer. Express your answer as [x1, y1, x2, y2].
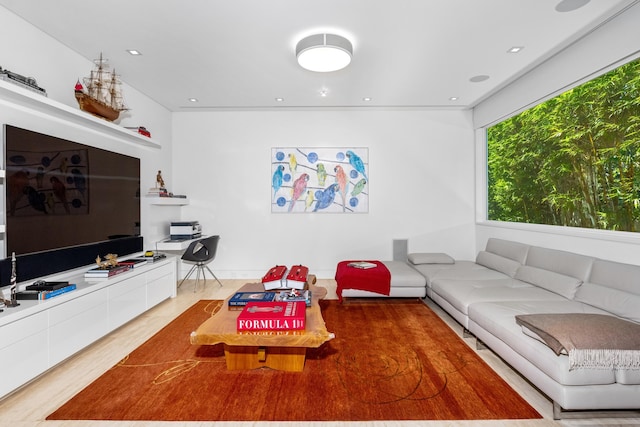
[146, 262, 172, 282]
[0, 310, 48, 350]
[109, 274, 147, 329]
[0, 326, 48, 398]
[49, 295, 109, 365]
[49, 287, 108, 327]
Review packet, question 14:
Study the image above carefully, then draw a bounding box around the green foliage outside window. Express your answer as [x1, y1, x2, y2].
[487, 59, 640, 231]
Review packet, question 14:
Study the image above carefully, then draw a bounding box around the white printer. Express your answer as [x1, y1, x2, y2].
[170, 221, 202, 240]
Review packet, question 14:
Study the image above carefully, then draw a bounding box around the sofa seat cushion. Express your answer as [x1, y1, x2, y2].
[431, 278, 566, 316]
[468, 300, 617, 386]
[411, 261, 482, 287]
[425, 266, 511, 284]
[384, 261, 427, 288]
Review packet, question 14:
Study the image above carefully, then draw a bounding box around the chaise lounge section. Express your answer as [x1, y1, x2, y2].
[410, 238, 640, 419]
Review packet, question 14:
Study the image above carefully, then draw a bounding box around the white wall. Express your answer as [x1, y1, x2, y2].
[172, 109, 476, 278]
[0, 7, 174, 252]
[472, 2, 640, 263]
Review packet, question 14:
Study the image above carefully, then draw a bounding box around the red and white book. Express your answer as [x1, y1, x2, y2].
[237, 301, 306, 331]
[261, 265, 287, 290]
[286, 265, 308, 289]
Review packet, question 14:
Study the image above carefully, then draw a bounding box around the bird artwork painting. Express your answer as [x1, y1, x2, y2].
[271, 147, 368, 213]
[6, 148, 89, 217]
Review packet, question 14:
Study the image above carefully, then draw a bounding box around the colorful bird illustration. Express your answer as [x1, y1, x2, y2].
[304, 190, 314, 211]
[316, 163, 327, 186]
[314, 183, 339, 211]
[45, 192, 56, 213]
[50, 176, 70, 213]
[334, 165, 348, 212]
[59, 157, 68, 175]
[36, 167, 45, 188]
[272, 165, 284, 199]
[26, 187, 47, 214]
[351, 178, 367, 197]
[289, 173, 309, 212]
[71, 168, 87, 199]
[346, 150, 368, 181]
[7, 169, 30, 216]
[288, 153, 297, 175]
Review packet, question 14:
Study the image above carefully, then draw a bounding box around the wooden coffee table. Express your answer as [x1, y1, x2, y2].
[190, 280, 334, 371]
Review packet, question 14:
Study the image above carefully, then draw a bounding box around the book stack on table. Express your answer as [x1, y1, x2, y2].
[17, 281, 77, 300]
[236, 301, 306, 332]
[227, 289, 312, 310]
[227, 291, 276, 310]
[84, 264, 131, 281]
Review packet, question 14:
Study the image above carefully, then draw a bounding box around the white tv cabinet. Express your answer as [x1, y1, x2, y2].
[0, 254, 177, 399]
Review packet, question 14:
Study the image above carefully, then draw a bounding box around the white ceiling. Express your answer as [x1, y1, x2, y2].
[1, 0, 637, 111]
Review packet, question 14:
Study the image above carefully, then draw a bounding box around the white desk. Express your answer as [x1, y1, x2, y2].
[156, 236, 207, 279]
[156, 237, 202, 251]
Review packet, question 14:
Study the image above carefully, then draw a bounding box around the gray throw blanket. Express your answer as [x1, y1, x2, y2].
[515, 313, 640, 370]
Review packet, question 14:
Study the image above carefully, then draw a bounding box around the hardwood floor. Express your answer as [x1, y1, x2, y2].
[1, 278, 638, 427]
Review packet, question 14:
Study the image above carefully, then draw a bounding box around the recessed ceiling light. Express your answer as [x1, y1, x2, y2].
[449, 97, 459, 101]
[362, 97, 372, 102]
[126, 50, 142, 55]
[507, 46, 524, 53]
[470, 75, 490, 83]
[555, 0, 590, 13]
[275, 97, 284, 102]
[319, 89, 328, 97]
[188, 98, 198, 102]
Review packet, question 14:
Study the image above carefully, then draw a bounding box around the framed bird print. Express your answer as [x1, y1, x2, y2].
[271, 147, 369, 213]
[6, 148, 89, 216]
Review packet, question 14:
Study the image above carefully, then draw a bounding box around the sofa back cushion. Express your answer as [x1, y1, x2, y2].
[524, 246, 594, 282]
[575, 259, 640, 323]
[514, 265, 582, 299]
[476, 251, 521, 277]
[485, 238, 530, 264]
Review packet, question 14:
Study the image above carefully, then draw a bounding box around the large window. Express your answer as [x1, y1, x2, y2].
[487, 59, 640, 232]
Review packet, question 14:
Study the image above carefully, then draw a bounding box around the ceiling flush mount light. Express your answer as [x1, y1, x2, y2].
[296, 34, 353, 72]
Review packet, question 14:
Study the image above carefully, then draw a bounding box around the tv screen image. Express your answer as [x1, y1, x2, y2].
[3, 125, 141, 257]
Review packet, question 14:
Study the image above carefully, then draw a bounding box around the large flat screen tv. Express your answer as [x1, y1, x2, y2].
[3, 125, 141, 258]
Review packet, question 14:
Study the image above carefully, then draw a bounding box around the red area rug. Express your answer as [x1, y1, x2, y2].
[48, 299, 541, 421]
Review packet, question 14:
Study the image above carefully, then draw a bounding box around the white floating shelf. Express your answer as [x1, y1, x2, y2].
[145, 196, 189, 206]
[0, 79, 160, 149]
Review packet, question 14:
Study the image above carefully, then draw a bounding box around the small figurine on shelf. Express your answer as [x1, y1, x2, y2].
[2, 252, 20, 307]
[156, 170, 165, 189]
[95, 253, 118, 269]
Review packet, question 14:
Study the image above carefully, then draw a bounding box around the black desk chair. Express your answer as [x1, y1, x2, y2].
[178, 235, 223, 291]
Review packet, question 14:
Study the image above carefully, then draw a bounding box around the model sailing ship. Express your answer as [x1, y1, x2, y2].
[74, 53, 128, 121]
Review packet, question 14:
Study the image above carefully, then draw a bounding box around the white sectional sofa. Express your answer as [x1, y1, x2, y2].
[409, 238, 640, 419]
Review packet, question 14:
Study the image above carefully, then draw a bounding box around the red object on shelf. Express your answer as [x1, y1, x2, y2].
[237, 301, 306, 331]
